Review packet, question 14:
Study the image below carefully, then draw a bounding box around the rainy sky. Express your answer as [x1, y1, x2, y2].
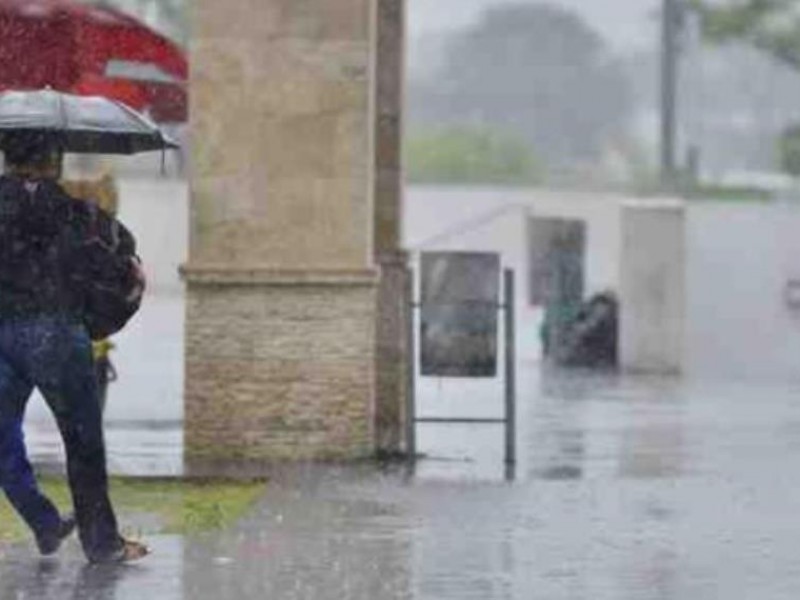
[409, 0, 661, 51]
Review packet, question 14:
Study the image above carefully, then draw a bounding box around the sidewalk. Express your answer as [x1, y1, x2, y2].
[5, 372, 800, 599]
[0, 536, 183, 600]
[25, 419, 183, 477]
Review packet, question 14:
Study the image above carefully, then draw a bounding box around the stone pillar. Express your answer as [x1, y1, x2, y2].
[619, 199, 686, 374]
[373, 0, 409, 455]
[184, 0, 380, 471]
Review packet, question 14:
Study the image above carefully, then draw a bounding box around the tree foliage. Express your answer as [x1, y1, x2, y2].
[779, 124, 800, 176]
[691, 0, 800, 71]
[407, 4, 633, 168]
[405, 127, 544, 186]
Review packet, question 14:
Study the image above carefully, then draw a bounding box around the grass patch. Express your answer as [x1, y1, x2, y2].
[0, 476, 266, 544]
[686, 184, 773, 202]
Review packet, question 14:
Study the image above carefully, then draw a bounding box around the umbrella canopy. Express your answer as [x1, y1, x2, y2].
[0, 89, 178, 154]
[0, 0, 187, 123]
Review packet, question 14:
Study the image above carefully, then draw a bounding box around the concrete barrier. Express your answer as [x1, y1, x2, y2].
[620, 199, 686, 374]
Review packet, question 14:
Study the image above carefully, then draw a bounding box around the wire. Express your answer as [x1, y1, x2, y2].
[407, 203, 527, 251]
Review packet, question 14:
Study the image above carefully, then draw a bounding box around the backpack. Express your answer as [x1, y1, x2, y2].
[70, 203, 144, 340]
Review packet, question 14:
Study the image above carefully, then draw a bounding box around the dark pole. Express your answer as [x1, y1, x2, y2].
[503, 269, 517, 471]
[405, 270, 417, 461]
[661, 0, 680, 188]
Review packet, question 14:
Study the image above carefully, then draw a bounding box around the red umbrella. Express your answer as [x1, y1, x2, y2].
[0, 0, 187, 123]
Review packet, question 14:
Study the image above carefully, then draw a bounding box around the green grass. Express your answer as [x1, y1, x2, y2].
[687, 184, 773, 202]
[0, 476, 266, 544]
[630, 180, 775, 202]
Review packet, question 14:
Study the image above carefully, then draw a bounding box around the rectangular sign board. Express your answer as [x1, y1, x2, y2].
[420, 252, 500, 377]
[527, 217, 585, 306]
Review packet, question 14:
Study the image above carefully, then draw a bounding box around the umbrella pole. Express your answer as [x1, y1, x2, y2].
[57, 91, 68, 130]
[55, 151, 64, 181]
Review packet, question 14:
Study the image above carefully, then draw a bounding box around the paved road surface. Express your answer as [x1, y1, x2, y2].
[5, 371, 800, 599]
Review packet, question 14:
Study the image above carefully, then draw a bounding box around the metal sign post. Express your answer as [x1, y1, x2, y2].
[405, 271, 417, 459]
[504, 268, 517, 468]
[405, 256, 517, 474]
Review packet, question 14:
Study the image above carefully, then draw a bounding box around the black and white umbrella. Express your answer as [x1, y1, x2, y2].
[0, 89, 179, 155]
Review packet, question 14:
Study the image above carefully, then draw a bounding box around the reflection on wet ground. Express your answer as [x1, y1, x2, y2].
[0, 537, 183, 599]
[6, 368, 800, 598]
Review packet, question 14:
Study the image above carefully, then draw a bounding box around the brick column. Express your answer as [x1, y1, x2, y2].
[184, 0, 380, 471]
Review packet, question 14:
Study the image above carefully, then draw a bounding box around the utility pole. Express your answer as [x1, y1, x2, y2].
[661, 0, 681, 188]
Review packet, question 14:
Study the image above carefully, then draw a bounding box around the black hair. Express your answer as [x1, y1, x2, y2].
[2, 131, 61, 167]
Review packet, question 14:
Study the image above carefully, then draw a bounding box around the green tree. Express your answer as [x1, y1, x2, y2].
[408, 4, 632, 168]
[405, 127, 544, 186]
[691, 0, 800, 71]
[779, 124, 800, 176]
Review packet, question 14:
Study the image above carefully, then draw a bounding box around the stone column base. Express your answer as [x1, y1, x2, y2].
[182, 266, 378, 473]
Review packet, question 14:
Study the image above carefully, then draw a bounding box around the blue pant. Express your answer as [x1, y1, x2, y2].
[0, 317, 121, 561]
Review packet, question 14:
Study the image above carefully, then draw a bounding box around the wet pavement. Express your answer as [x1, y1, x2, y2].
[0, 536, 183, 599]
[7, 177, 800, 596]
[25, 420, 183, 477]
[6, 369, 800, 598]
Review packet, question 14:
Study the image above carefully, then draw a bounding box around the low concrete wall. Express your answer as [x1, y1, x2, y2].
[619, 199, 686, 374]
[618, 198, 800, 382]
[685, 202, 800, 382]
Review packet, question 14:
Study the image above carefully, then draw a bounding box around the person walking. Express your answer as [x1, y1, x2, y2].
[0, 132, 148, 562]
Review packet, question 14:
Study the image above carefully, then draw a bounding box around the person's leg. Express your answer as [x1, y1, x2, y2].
[29, 319, 123, 562]
[0, 353, 62, 539]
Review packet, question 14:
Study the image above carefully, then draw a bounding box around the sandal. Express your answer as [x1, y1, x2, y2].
[93, 539, 150, 564]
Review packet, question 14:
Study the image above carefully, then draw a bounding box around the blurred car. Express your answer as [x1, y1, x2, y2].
[0, 0, 187, 123]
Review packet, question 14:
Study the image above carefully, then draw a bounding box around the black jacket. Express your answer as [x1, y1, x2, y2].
[0, 175, 142, 337]
[0, 175, 93, 320]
